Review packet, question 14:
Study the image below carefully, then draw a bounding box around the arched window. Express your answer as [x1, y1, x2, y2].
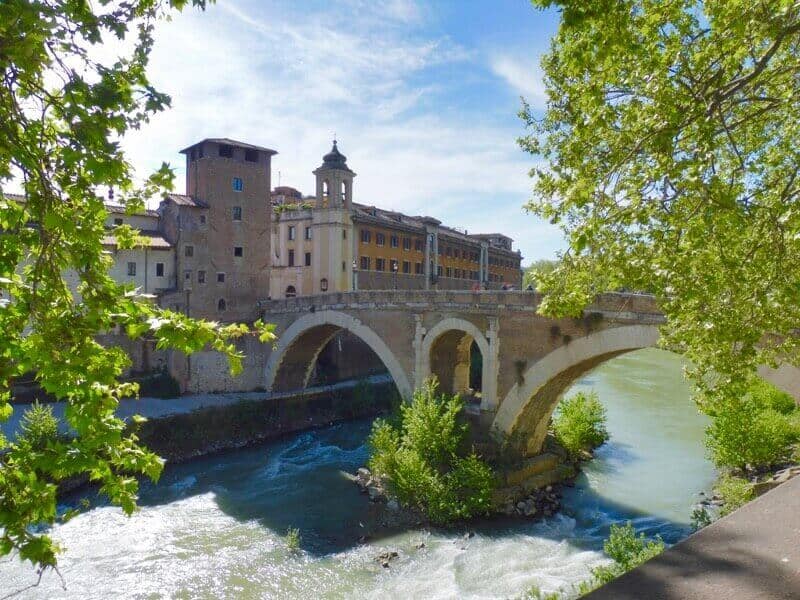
[285, 285, 297, 298]
[217, 298, 226, 311]
[341, 180, 347, 204]
[320, 278, 328, 292]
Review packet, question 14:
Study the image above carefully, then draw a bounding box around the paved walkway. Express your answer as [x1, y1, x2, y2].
[2, 374, 391, 441]
[587, 474, 800, 599]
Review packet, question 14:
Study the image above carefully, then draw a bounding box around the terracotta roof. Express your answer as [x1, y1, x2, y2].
[102, 230, 173, 250]
[179, 138, 277, 155]
[163, 193, 208, 208]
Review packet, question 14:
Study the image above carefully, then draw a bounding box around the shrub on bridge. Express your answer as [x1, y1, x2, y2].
[552, 391, 609, 461]
[367, 379, 495, 525]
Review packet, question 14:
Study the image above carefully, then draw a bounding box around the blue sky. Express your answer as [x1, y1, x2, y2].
[122, 0, 565, 263]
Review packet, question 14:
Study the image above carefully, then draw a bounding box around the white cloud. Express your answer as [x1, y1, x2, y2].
[116, 0, 563, 261]
[490, 55, 547, 107]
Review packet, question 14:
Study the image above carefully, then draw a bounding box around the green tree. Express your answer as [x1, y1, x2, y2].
[523, 258, 560, 289]
[523, 1, 800, 410]
[0, 0, 275, 569]
[367, 379, 495, 525]
[552, 391, 609, 461]
[706, 396, 795, 471]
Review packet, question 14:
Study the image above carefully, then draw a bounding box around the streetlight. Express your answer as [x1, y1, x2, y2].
[352, 259, 358, 291]
[392, 261, 398, 290]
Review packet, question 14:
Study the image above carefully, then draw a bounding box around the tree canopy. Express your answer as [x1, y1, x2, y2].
[0, 0, 274, 570]
[523, 0, 800, 408]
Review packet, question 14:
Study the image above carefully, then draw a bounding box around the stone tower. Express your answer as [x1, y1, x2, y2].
[311, 140, 356, 293]
[313, 140, 354, 209]
[175, 138, 276, 320]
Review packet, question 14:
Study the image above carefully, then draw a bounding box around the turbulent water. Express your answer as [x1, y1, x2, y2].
[0, 348, 715, 599]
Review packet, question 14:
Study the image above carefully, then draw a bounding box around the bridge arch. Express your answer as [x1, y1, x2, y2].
[264, 310, 413, 399]
[492, 324, 800, 457]
[418, 317, 496, 409]
[492, 325, 661, 456]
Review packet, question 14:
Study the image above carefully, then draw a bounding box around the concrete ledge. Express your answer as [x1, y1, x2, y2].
[585, 474, 800, 600]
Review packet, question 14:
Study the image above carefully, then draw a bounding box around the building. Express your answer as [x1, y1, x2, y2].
[5, 137, 523, 321]
[269, 140, 523, 299]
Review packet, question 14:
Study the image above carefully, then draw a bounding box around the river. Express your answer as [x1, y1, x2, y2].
[0, 348, 715, 599]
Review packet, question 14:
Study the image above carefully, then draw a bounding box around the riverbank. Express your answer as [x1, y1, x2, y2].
[1, 374, 394, 442]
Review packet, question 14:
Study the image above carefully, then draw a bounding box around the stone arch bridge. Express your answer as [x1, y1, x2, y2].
[193, 290, 800, 458]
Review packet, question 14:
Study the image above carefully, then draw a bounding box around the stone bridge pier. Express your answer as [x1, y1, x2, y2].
[182, 290, 800, 460]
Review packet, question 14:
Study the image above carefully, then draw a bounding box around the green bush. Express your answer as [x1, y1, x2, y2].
[715, 473, 754, 517]
[18, 401, 59, 449]
[367, 379, 495, 525]
[579, 522, 664, 592]
[285, 527, 301, 552]
[552, 391, 609, 460]
[706, 397, 794, 471]
[748, 378, 797, 415]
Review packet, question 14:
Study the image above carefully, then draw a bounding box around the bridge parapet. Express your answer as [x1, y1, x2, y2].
[260, 290, 663, 321]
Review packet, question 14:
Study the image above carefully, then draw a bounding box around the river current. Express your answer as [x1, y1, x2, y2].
[0, 348, 715, 599]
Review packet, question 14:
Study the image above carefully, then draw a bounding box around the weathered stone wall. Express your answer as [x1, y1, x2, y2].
[137, 380, 396, 463]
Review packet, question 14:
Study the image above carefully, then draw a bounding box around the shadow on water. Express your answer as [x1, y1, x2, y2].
[63, 417, 691, 559]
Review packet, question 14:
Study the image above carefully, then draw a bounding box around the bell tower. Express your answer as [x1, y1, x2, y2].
[311, 139, 356, 293]
[313, 139, 354, 209]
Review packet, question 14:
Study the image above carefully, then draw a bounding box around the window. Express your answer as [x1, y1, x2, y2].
[320, 278, 328, 292]
[232, 177, 243, 192]
[199, 214, 207, 225]
[113, 217, 123, 226]
[232, 206, 242, 221]
[198, 270, 206, 284]
[305, 252, 311, 266]
[127, 262, 136, 276]
[402, 260, 410, 274]
[234, 246, 243, 257]
[437, 265, 443, 276]
[375, 258, 386, 271]
[217, 298, 226, 311]
[376, 232, 385, 246]
[446, 267, 452, 278]
[360, 256, 370, 270]
[288, 249, 295, 266]
[390, 235, 399, 248]
[414, 239, 423, 251]
[437, 245, 443, 255]
[403, 237, 411, 251]
[219, 144, 233, 157]
[455, 269, 461, 279]
[414, 262, 423, 274]
[361, 229, 371, 243]
[217, 272, 225, 283]
[305, 226, 312, 240]
[184, 270, 192, 282]
[390, 259, 398, 272]
[244, 148, 258, 162]
[285, 285, 297, 298]
[156, 263, 164, 277]
[288, 226, 296, 240]
[446, 246, 452, 257]
[343, 229, 347, 240]
[184, 245, 194, 257]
